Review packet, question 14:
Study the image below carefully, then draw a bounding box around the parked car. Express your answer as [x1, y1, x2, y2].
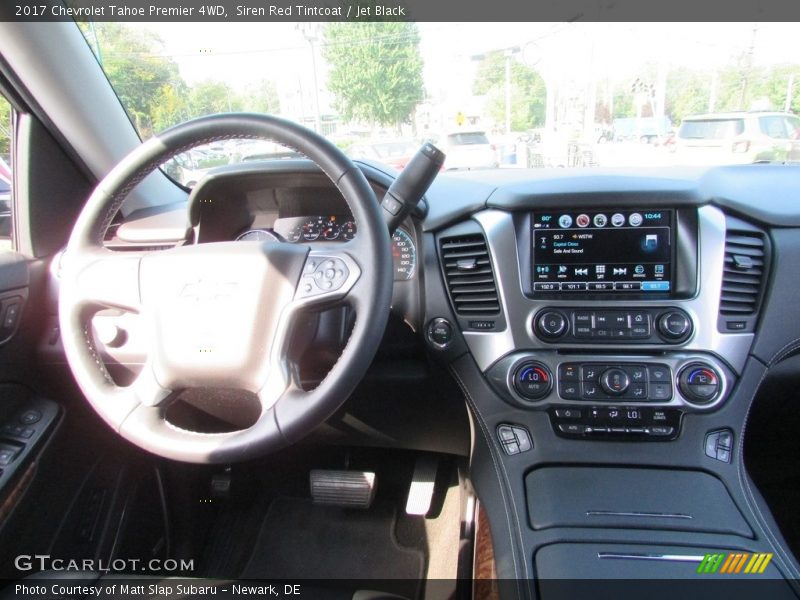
[675, 111, 800, 165]
[440, 130, 498, 170]
[348, 139, 418, 170]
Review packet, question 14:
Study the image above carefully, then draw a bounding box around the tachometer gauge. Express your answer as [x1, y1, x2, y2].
[391, 228, 416, 281]
[322, 218, 341, 241]
[341, 220, 357, 241]
[301, 217, 323, 241]
[236, 229, 279, 242]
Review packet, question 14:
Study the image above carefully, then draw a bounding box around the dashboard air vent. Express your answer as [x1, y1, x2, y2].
[440, 234, 500, 316]
[720, 228, 767, 318]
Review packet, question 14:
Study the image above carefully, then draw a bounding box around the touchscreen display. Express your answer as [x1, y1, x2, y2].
[532, 210, 672, 293]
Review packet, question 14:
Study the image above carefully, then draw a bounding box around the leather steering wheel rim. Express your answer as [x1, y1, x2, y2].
[58, 113, 393, 463]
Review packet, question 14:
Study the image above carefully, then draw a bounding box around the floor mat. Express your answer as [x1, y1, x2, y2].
[241, 496, 424, 597]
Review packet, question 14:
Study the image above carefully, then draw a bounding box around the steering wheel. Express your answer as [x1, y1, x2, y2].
[58, 114, 393, 463]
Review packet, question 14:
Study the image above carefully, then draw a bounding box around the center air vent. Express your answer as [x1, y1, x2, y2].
[718, 220, 768, 332]
[440, 234, 500, 316]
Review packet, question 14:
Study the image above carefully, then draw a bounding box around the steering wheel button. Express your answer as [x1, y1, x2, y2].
[325, 269, 335, 279]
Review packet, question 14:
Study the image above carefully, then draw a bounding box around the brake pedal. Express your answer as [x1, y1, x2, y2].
[405, 455, 438, 516]
[310, 469, 376, 509]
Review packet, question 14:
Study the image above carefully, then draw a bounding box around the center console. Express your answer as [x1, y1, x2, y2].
[425, 198, 792, 592]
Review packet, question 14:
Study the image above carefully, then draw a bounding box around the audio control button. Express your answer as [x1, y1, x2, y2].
[658, 310, 693, 341]
[536, 311, 568, 339]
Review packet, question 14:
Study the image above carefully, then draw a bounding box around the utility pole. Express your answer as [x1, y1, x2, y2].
[739, 24, 758, 109]
[299, 24, 322, 133]
[503, 47, 520, 134]
[785, 74, 795, 113]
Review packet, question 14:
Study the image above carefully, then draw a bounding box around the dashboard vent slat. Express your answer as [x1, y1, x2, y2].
[440, 233, 500, 316]
[719, 227, 767, 317]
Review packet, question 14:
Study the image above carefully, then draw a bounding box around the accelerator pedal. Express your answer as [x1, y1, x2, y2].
[405, 455, 438, 516]
[310, 469, 376, 509]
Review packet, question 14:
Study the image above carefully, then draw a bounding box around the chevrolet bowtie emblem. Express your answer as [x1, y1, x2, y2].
[179, 280, 237, 301]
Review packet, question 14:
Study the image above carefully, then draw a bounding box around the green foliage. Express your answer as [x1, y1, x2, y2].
[0, 98, 11, 157]
[472, 51, 546, 130]
[187, 80, 243, 116]
[80, 23, 182, 137]
[241, 80, 281, 115]
[323, 22, 424, 128]
[666, 68, 711, 122]
[78, 23, 281, 137]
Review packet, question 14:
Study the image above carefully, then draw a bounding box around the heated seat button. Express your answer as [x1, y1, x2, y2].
[705, 428, 734, 463]
[497, 424, 533, 456]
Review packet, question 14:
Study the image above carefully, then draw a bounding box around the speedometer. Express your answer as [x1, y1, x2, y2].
[236, 229, 279, 242]
[391, 228, 416, 281]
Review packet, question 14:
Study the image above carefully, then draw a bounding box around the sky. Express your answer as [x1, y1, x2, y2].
[125, 21, 800, 125]
[133, 22, 800, 88]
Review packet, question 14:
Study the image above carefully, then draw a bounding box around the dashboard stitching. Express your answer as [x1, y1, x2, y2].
[448, 364, 528, 591]
[766, 337, 800, 367]
[737, 357, 800, 582]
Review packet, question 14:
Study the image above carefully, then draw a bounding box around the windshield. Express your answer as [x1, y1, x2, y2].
[79, 22, 800, 181]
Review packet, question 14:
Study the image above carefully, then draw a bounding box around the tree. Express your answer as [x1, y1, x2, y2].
[79, 23, 183, 137]
[473, 51, 546, 131]
[666, 68, 712, 123]
[323, 22, 424, 128]
[0, 98, 11, 158]
[186, 80, 242, 117]
[241, 79, 281, 115]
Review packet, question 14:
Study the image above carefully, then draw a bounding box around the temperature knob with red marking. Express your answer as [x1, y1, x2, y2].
[678, 363, 721, 404]
[513, 362, 553, 401]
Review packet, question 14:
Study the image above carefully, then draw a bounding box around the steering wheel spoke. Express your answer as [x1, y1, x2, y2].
[127, 360, 174, 408]
[64, 251, 143, 314]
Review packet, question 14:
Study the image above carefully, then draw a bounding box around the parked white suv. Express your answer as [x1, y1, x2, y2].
[675, 111, 800, 165]
[440, 130, 498, 170]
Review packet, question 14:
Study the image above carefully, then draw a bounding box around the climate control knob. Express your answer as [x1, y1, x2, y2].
[513, 362, 553, 401]
[600, 368, 630, 395]
[657, 310, 693, 342]
[679, 363, 721, 404]
[535, 311, 568, 340]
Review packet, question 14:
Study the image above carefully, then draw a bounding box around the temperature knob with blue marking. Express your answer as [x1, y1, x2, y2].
[513, 362, 553, 400]
[679, 363, 721, 404]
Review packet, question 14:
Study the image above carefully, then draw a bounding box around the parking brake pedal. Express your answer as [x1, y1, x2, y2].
[405, 455, 438, 516]
[310, 470, 376, 509]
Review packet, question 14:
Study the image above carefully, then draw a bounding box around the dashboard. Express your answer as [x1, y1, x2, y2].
[235, 216, 416, 281]
[183, 165, 419, 284]
[103, 159, 800, 586]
